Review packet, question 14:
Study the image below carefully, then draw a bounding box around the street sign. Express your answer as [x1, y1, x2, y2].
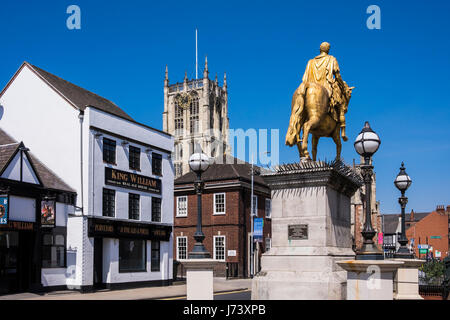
[418, 244, 429, 249]
[430, 236, 441, 239]
[419, 249, 428, 254]
[435, 250, 442, 258]
[253, 218, 264, 243]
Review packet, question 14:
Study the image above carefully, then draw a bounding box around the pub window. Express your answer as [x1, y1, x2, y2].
[42, 230, 66, 268]
[103, 188, 115, 217]
[129, 193, 140, 220]
[214, 193, 226, 215]
[213, 235, 226, 261]
[176, 196, 188, 217]
[129, 145, 141, 170]
[119, 239, 146, 273]
[177, 236, 187, 260]
[152, 153, 162, 176]
[265, 198, 271, 219]
[151, 241, 160, 272]
[152, 197, 162, 222]
[103, 137, 116, 164]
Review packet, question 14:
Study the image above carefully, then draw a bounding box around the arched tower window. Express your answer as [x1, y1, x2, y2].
[174, 103, 184, 136]
[190, 95, 199, 134]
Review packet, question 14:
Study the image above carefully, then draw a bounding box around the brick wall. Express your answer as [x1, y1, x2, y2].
[173, 182, 271, 278]
[406, 206, 450, 259]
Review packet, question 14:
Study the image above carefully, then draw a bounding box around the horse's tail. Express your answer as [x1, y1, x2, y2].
[285, 83, 306, 146]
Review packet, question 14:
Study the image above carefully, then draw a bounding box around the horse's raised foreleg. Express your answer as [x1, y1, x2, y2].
[311, 135, 319, 161]
[332, 127, 342, 160]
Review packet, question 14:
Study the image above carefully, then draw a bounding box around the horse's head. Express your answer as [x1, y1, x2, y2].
[342, 85, 355, 113]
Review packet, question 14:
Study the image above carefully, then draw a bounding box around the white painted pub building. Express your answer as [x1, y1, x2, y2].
[0, 62, 174, 292]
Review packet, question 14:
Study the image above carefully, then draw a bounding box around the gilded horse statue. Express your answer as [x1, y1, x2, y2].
[285, 42, 354, 161]
[285, 80, 354, 161]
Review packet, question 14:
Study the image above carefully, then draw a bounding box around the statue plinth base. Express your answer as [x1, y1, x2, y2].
[181, 259, 219, 300]
[251, 161, 362, 300]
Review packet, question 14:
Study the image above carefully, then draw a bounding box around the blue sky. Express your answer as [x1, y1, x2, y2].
[0, 0, 449, 214]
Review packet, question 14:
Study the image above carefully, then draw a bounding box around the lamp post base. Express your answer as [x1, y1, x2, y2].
[394, 247, 414, 259]
[356, 243, 384, 260]
[188, 243, 211, 259]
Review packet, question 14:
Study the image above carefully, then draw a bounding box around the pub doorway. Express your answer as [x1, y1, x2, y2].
[93, 237, 104, 289]
[0, 231, 34, 294]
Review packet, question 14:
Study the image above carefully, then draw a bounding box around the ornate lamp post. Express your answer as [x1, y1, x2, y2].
[354, 121, 383, 260]
[188, 152, 211, 259]
[394, 162, 414, 258]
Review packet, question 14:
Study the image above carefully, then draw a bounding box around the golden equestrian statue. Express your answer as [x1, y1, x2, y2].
[285, 42, 355, 161]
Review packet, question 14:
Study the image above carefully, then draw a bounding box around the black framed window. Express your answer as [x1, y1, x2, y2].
[103, 138, 116, 164]
[103, 188, 115, 217]
[151, 241, 160, 272]
[42, 229, 66, 268]
[129, 193, 140, 220]
[152, 197, 161, 222]
[119, 239, 146, 273]
[152, 153, 162, 176]
[129, 145, 141, 170]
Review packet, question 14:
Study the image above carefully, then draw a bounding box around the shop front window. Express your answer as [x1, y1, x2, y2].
[119, 239, 146, 273]
[42, 231, 66, 268]
[151, 241, 160, 272]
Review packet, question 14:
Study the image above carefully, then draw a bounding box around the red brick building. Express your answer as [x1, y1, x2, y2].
[173, 162, 271, 278]
[406, 205, 450, 260]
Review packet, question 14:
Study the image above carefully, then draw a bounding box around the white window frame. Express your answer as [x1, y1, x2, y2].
[176, 196, 188, 217]
[176, 236, 188, 260]
[213, 193, 226, 215]
[265, 237, 272, 252]
[213, 235, 226, 261]
[252, 195, 258, 217]
[265, 198, 271, 218]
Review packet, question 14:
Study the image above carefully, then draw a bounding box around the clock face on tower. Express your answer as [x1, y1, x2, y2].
[174, 93, 192, 110]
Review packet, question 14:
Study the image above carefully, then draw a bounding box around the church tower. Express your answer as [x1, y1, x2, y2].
[163, 57, 230, 178]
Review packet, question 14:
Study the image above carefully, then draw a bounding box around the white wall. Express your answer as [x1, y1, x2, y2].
[0, 65, 82, 207]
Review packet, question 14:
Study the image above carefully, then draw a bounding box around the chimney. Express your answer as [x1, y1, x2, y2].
[410, 209, 414, 222]
[436, 205, 445, 215]
[446, 205, 450, 214]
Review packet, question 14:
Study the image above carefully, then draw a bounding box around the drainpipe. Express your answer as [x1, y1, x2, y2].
[78, 110, 85, 215]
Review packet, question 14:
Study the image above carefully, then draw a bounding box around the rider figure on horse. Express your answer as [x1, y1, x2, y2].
[299, 42, 349, 141]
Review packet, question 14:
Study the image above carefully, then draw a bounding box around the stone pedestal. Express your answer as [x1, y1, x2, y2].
[182, 259, 218, 300]
[337, 260, 404, 300]
[392, 259, 424, 300]
[252, 161, 362, 300]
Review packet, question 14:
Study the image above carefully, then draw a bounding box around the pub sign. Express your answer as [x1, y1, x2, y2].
[0, 195, 8, 225]
[105, 167, 161, 194]
[41, 200, 56, 227]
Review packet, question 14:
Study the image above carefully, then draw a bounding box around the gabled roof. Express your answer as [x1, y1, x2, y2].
[26, 62, 134, 121]
[0, 128, 75, 193]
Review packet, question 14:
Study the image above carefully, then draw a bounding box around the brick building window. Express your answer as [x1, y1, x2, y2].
[103, 137, 116, 164]
[176, 196, 188, 217]
[152, 197, 162, 222]
[152, 153, 162, 176]
[103, 188, 115, 217]
[129, 193, 140, 220]
[177, 236, 187, 260]
[214, 193, 226, 215]
[214, 235, 226, 261]
[129, 145, 140, 170]
[265, 237, 271, 252]
[252, 195, 258, 216]
[265, 198, 271, 218]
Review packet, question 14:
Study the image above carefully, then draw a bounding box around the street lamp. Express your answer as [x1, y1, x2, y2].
[394, 162, 414, 259]
[188, 152, 211, 259]
[354, 121, 384, 260]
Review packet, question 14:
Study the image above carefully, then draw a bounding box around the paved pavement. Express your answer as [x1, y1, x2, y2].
[0, 278, 252, 300]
